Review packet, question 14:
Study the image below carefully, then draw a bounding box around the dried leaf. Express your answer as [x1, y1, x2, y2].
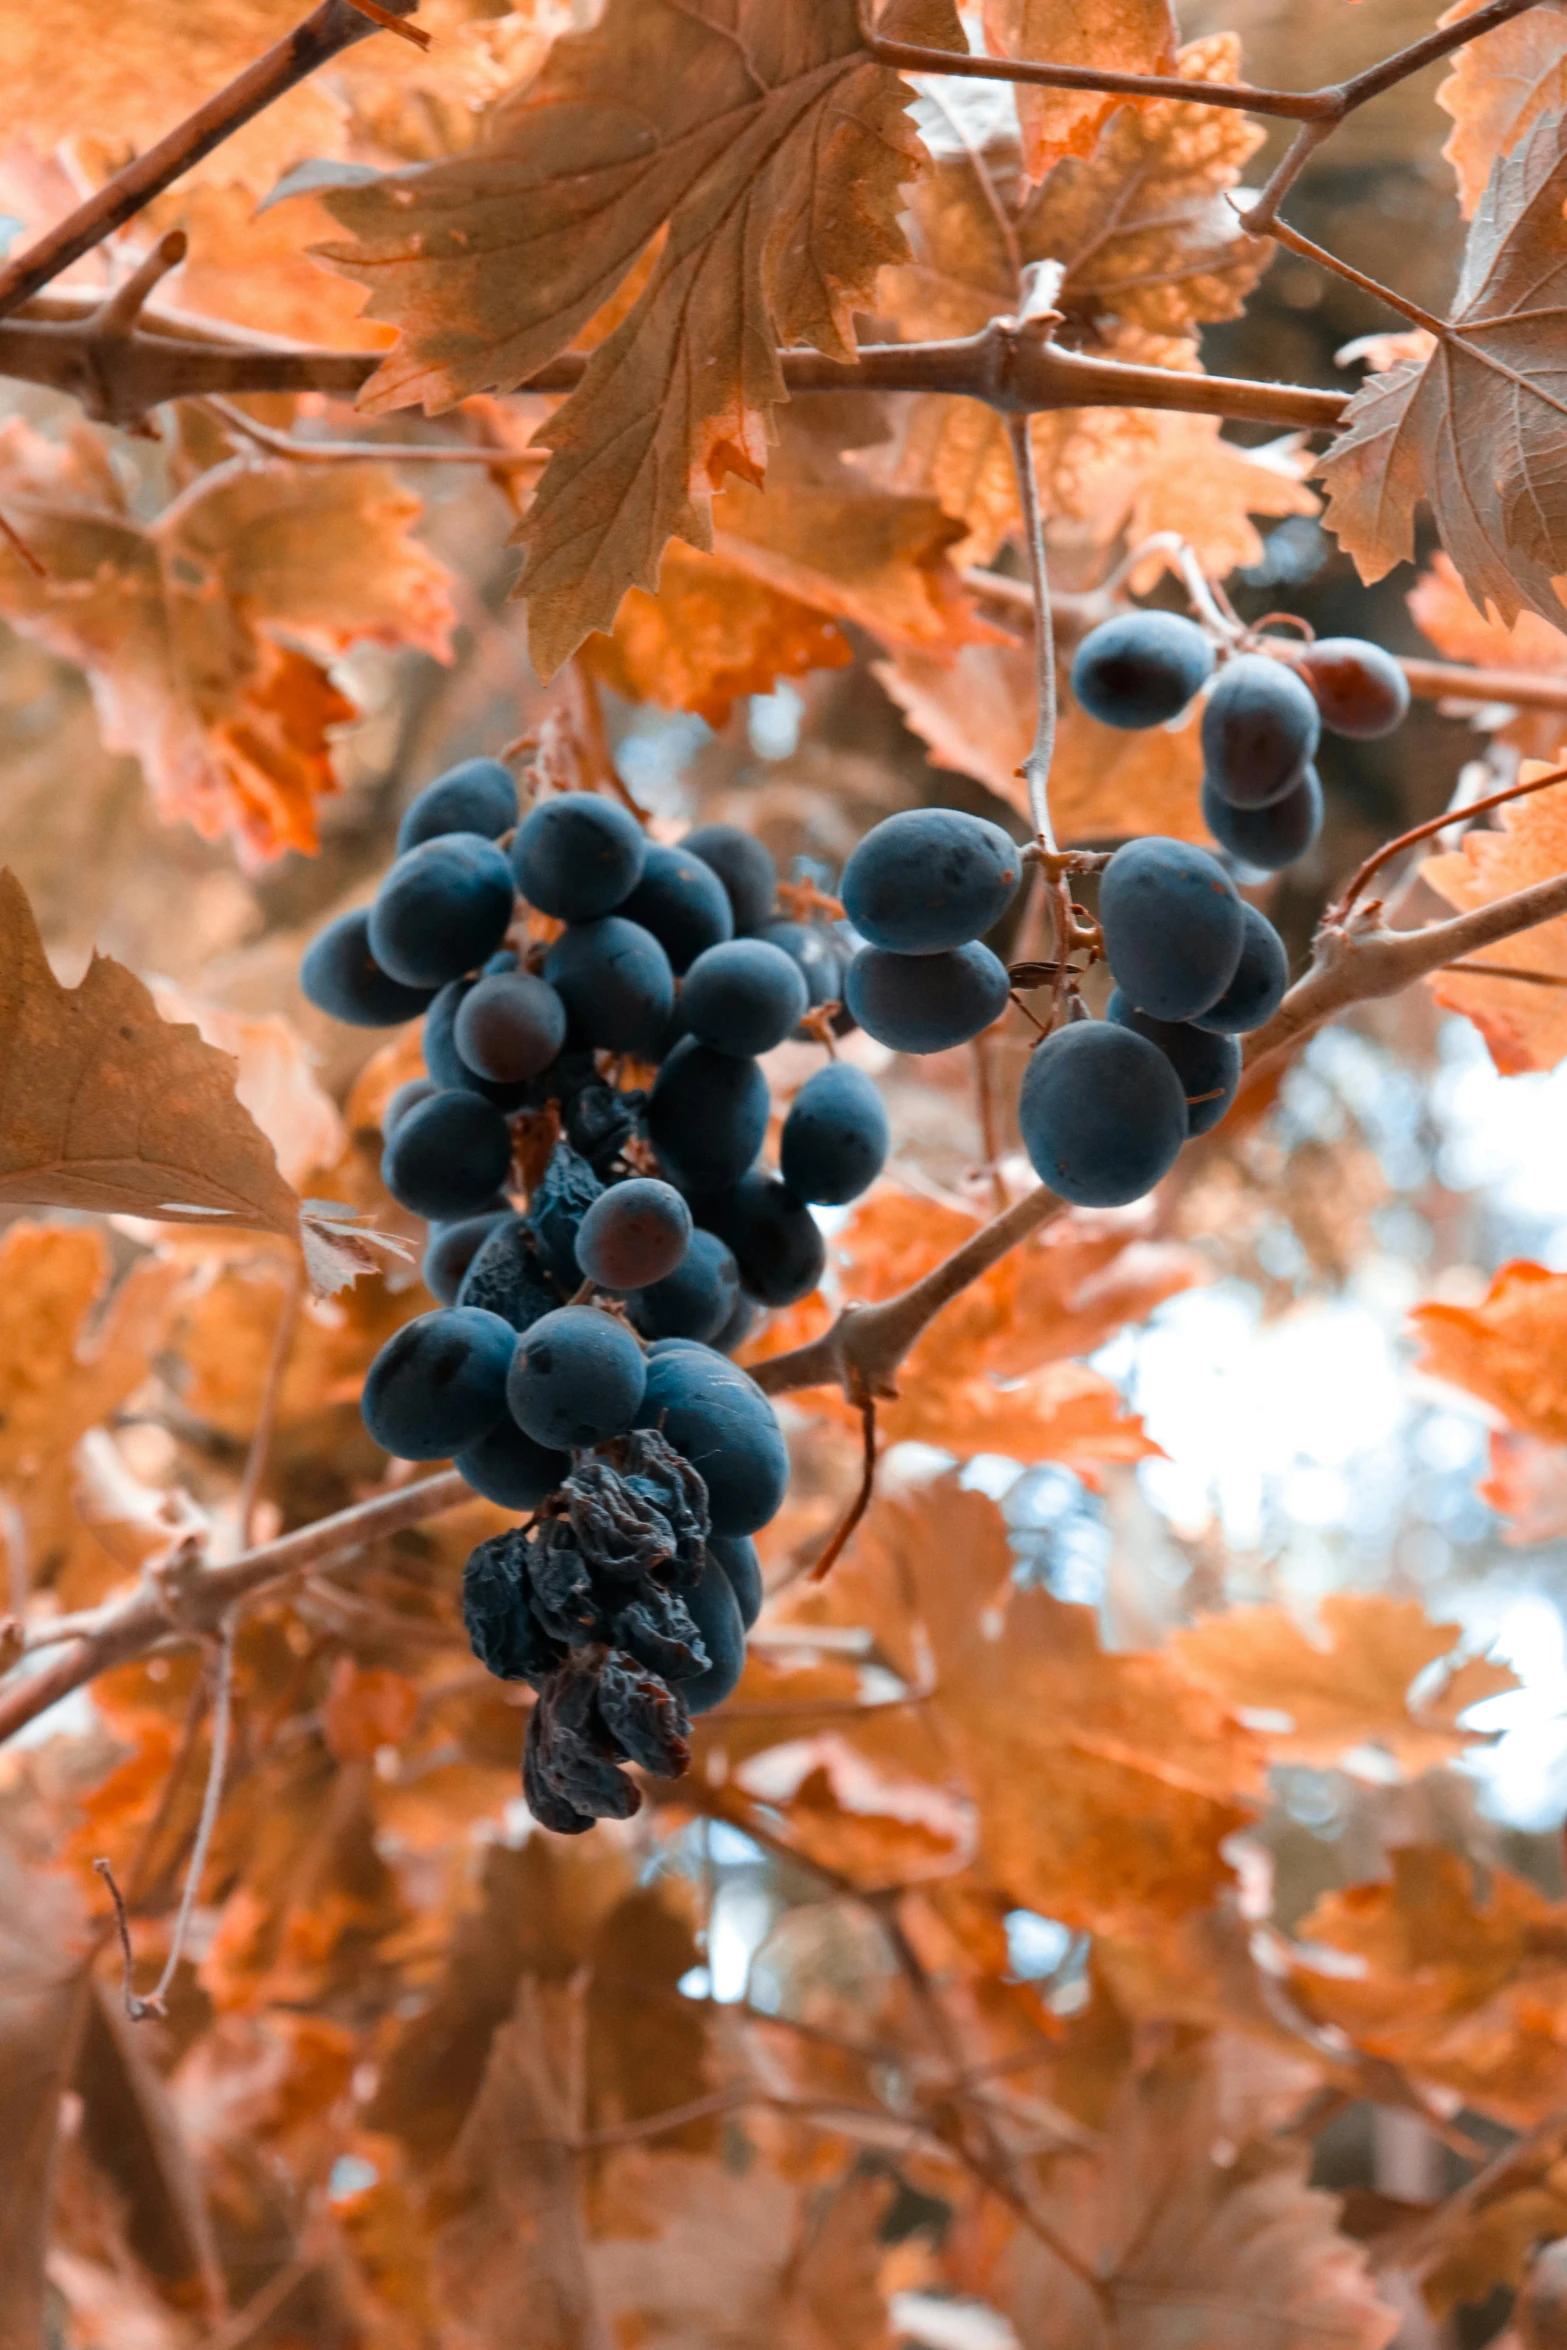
[150, 988, 345, 1192]
[981, 0, 1179, 182]
[1422, 762, 1567, 1071]
[321, 0, 966, 674]
[0, 423, 455, 861]
[587, 544, 853, 728]
[0, 872, 299, 1237]
[1317, 107, 1567, 635]
[1438, 0, 1567, 217]
[1168, 1592, 1515, 1773]
[1293, 1847, 1567, 2127]
[1412, 1258, 1567, 1439]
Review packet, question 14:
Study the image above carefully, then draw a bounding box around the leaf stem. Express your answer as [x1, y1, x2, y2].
[1007, 412, 1058, 851]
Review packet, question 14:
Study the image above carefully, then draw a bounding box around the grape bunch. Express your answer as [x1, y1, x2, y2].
[301, 757, 884, 1827]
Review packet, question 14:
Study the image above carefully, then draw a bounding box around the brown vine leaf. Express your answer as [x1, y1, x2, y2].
[1422, 761, 1567, 1072]
[982, 0, 1180, 182]
[1292, 1847, 1567, 2128]
[1168, 1592, 1514, 1774]
[1317, 107, 1567, 633]
[0, 423, 455, 862]
[1000, 2038, 1399, 2350]
[0, 870, 300, 1239]
[320, 0, 965, 676]
[586, 547, 854, 728]
[1412, 1258, 1567, 1440]
[1438, 0, 1567, 217]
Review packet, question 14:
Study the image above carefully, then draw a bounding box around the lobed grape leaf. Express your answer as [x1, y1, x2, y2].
[320, 0, 967, 676]
[982, 0, 1180, 183]
[1317, 105, 1567, 633]
[1438, 0, 1567, 217]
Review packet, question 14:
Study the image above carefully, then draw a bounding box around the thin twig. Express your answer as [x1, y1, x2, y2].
[236, 1259, 303, 1550]
[1333, 760, 1567, 919]
[94, 1860, 150, 2020]
[0, 507, 46, 578]
[810, 1400, 879, 1582]
[1440, 959, 1567, 987]
[343, 0, 430, 44]
[1006, 413, 1058, 849]
[1261, 215, 1446, 336]
[200, 393, 544, 470]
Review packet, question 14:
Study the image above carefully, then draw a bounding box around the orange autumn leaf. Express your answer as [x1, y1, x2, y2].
[1412, 1259, 1567, 1442]
[0, 422, 455, 862]
[1422, 762, 1567, 1072]
[587, 547, 852, 729]
[981, 0, 1179, 183]
[1480, 1428, 1567, 1543]
[1292, 1847, 1567, 2128]
[1168, 1592, 1515, 1775]
[1438, 0, 1567, 217]
[1409, 551, 1567, 758]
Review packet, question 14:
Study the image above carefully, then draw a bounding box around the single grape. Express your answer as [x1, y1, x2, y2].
[1107, 991, 1241, 1137]
[457, 1215, 560, 1331]
[699, 1174, 825, 1308]
[620, 840, 734, 973]
[382, 1090, 513, 1222]
[759, 919, 849, 1030]
[456, 1416, 569, 1510]
[1018, 1021, 1188, 1206]
[680, 939, 809, 1057]
[1190, 902, 1288, 1035]
[575, 1178, 692, 1291]
[453, 969, 568, 1083]
[845, 941, 1011, 1054]
[530, 1143, 605, 1289]
[1297, 637, 1410, 739]
[368, 833, 517, 989]
[634, 1345, 788, 1535]
[383, 1077, 437, 1138]
[683, 823, 778, 934]
[1070, 609, 1216, 729]
[780, 1063, 888, 1205]
[422, 1208, 514, 1306]
[544, 917, 674, 1058]
[1098, 835, 1244, 1022]
[397, 757, 518, 852]
[1201, 765, 1322, 873]
[512, 792, 646, 921]
[300, 909, 436, 1028]
[628, 1228, 741, 1344]
[363, 1307, 517, 1460]
[507, 1306, 648, 1450]
[422, 980, 532, 1110]
[681, 1554, 748, 1715]
[710, 1534, 763, 1631]
[841, 808, 1021, 955]
[646, 1038, 769, 1193]
[1201, 654, 1321, 809]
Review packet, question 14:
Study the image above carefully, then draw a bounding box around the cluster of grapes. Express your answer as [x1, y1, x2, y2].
[301, 758, 888, 1826]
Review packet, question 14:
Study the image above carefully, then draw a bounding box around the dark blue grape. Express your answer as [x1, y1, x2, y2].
[841, 809, 1021, 954]
[845, 942, 1010, 1054]
[1107, 991, 1241, 1137]
[1201, 655, 1321, 809]
[512, 793, 645, 921]
[575, 1178, 691, 1291]
[698, 1175, 824, 1308]
[462, 1527, 558, 1685]
[1070, 610, 1215, 729]
[680, 939, 809, 1057]
[453, 969, 567, 1083]
[422, 980, 531, 1111]
[301, 909, 435, 1028]
[529, 1143, 604, 1289]
[1018, 1021, 1188, 1206]
[759, 919, 849, 1031]
[368, 833, 517, 989]
[620, 841, 734, 973]
[1201, 766, 1322, 873]
[1099, 836, 1244, 1021]
[545, 917, 674, 1058]
[398, 757, 518, 852]
[507, 1306, 648, 1450]
[1190, 903, 1288, 1035]
[683, 824, 777, 933]
[780, 1063, 888, 1205]
[1298, 638, 1409, 739]
[422, 1208, 513, 1305]
[646, 1038, 769, 1193]
[383, 1077, 437, 1137]
[363, 1307, 516, 1460]
[628, 1228, 740, 1344]
[711, 1534, 763, 1631]
[634, 1345, 787, 1536]
[457, 1214, 560, 1331]
[382, 1090, 513, 1222]
[456, 1417, 569, 1510]
[681, 1555, 747, 1715]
